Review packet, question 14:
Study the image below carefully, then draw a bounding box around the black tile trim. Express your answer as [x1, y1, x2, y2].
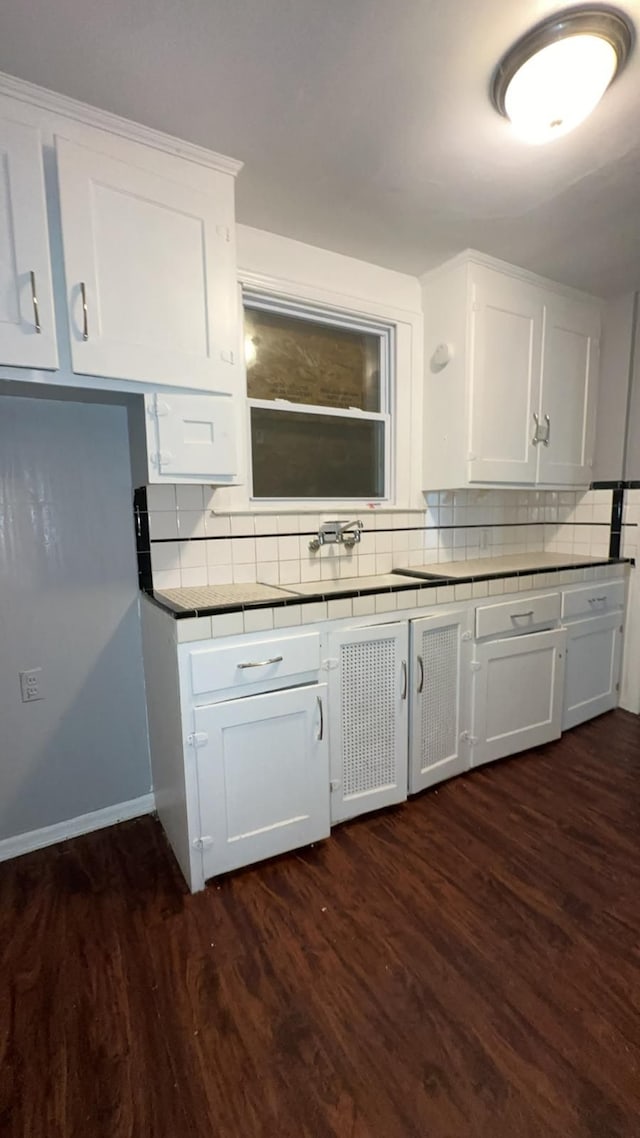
[146, 519, 610, 545]
[144, 558, 632, 620]
[591, 479, 640, 490]
[610, 488, 624, 559]
[133, 487, 152, 590]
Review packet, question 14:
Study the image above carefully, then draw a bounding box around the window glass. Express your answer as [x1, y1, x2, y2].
[251, 408, 385, 499]
[245, 307, 381, 412]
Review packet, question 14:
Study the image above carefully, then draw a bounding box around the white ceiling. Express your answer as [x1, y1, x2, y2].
[2, 0, 640, 296]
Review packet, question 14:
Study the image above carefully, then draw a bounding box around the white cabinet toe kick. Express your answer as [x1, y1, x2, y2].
[140, 571, 627, 891]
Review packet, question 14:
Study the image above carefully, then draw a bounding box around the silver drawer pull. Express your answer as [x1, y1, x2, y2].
[317, 695, 324, 741]
[401, 660, 408, 700]
[417, 654, 424, 694]
[511, 610, 534, 618]
[80, 281, 89, 341]
[588, 596, 607, 605]
[30, 271, 41, 333]
[237, 655, 284, 669]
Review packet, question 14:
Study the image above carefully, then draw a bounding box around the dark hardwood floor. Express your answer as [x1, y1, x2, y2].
[2, 709, 640, 1138]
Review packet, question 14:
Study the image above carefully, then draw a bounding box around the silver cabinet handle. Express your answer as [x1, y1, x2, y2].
[317, 695, 324, 741]
[417, 655, 424, 694]
[589, 595, 607, 604]
[511, 610, 534, 618]
[532, 412, 540, 446]
[401, 660, 408, 700]
[543, 413, 551, 447]
[236, 655, 283, 669]
[80, 282, 89, 341]
[30, 271, 41, 333]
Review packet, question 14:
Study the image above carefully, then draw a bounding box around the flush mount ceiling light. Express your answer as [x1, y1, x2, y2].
[491, 5, 633, 143]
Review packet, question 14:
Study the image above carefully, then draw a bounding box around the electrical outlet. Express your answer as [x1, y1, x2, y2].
[19, 668, 43, 703]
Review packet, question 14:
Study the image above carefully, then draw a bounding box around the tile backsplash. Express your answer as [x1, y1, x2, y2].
[135, 486, 619, 593]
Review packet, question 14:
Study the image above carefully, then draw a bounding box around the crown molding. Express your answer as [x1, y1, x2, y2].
[421, 247, 604, 305]
[0, 70, 243, 178]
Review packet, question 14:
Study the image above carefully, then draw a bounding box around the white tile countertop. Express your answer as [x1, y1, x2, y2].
[396, 552, 618, 580]
[149, 554, 631, 639]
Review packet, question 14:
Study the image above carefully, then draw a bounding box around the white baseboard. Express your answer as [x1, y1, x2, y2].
[0, 793, 155, 864]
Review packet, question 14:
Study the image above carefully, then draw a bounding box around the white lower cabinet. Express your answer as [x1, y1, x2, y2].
[194, 683, 329, 879]
[409, 609, 472, 793]
[470, 628, 566, 768]
[563, 613, 623, 730]
[327, 621, 409, 823]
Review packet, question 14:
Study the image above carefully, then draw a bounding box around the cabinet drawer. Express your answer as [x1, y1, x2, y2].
[562, 580, 625, 620]
[475, 592, 561, 639]
[188, 631, 320, 696]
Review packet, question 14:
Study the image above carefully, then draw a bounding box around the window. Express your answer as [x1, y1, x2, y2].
[244, 290, 392, 501]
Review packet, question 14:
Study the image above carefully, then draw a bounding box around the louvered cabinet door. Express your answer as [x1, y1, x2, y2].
[409, 609, 472, 794]
[327, 621, 409, 824]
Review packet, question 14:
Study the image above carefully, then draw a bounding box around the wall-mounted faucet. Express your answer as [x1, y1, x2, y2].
[308, 519, 364, 552]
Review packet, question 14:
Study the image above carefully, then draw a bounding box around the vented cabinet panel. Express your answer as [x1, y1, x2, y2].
[328, 622, 408, 823]
[409, 610, 472, 793]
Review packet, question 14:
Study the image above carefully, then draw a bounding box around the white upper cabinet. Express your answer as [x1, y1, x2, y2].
[422, 251, 601, 490]
[0, 112, 57, 369]
[55, 135, 239, 391]
[468, 266, 543, 484]
[537, 294, 599, 485]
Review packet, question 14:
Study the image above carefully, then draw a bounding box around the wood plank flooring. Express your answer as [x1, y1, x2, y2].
[2, 708, 640, 1137]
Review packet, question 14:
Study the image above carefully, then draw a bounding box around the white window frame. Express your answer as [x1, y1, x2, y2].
[244, 288, 393, 505]
[217, 269, 422, 514]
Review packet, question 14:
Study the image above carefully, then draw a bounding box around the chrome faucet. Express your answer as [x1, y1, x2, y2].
[308, 519, 364, 551]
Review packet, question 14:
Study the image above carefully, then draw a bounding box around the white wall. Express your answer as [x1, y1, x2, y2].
[593, 293, 636, 482]
[0, 395, 151, 844]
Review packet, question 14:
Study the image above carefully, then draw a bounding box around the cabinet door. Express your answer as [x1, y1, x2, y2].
[409, 609, 472, 793]
[468, 267, 543, 484]
[327, 621, 409, 823]
[194, 684, 329, 879]
[471, 628, 566, 767]
[537, 295, 599, 486]
[56, 136, 238, 391]
[0, 115, 57, 369]
[563, 614, 622, 730]
[146, 393, 238, 482]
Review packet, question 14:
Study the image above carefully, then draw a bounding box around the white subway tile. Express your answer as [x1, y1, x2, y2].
[243, 607, 274, 633]
[231, 538, 256, 564]
[256, 561, 279, 584]
[153, 569, 181, 590]
[149, 511, 179, 540]
[177, 510, 206, 538]
[146, 485, 176, 511]
[205, 514, 231, 538]
[180, 542, 206, 570]
[206, 539, 232, 566]
[352, 594, 376, 616]
[180, 567, 207, 586]
[207, 565, 233, 585]
[278, 535, 299, 560]
[375, 592, 397, 613]
[211, 611, 244, 637]
[279, 560, 301, 585]
[151, 542, 181, 573]
[301, 602, 328, 624]
[175, 485, 204, 511]
[271, 604, 301, 627]
[328, 598, 353, 619]
[177, 616, 212, 642]
[231, 564, 257, 584]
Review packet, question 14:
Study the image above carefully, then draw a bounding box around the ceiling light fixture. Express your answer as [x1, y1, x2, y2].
[491, 5, 633, 144]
